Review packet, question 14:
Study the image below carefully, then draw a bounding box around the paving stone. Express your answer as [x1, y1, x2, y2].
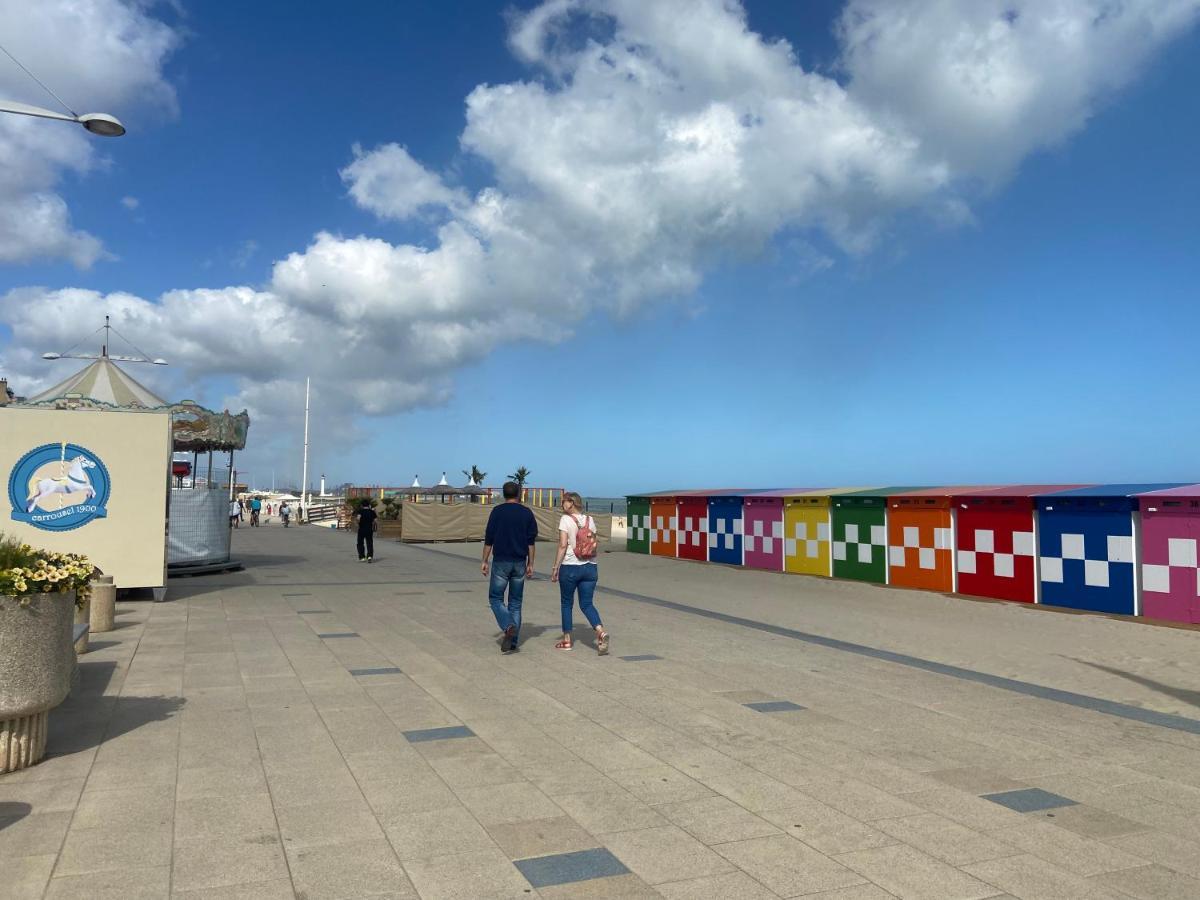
[964, 853, 1128, 899]
[1093, 863, 1200, 899]
[427, 752, 525, 789]
[553, 787, 668, 834]
[875, 812, 1017, 866]
[513, 847, 630, 887]
[56, 819, 172, 878]
[286, 838, 415, 899]
[701, 769, 813, 812]
[1, 854, 56, 900]
[275, 798, 385, 848]
[1106, 830, 1200, 880]
[403, 725, 474, 742]
[607, 764, 715, 804]
[759, 801, 896, 855]
[1039, 802, 1150, 839]
[836, 842, 1003, 900]
[384, 804, 496, 860]
[657, 795, 780, 844]
[69, 783, 174, 831]
[802, 778, 925, 821]
[928, 767, 1029, 794]
[402, 847, 538, 899]
[0, 777, 86, 814]
[454, 780, 564, 826]
[176, 763, 269, 800]
[536, 872, 662, 898]
[600, 824, 735, 885]
[486, 815, 598, 859]
[172, 879, 298, 900]
[172, 833, 291, 893]
[714, 832, 868, 896]
[43, 865, 170, 899]
[981, 787, 1078, 813]
[0, 811, 73, 858]
[265, 764, 362, 807]
[744, 700, 807, 713]
[986, 817, 1147, 876]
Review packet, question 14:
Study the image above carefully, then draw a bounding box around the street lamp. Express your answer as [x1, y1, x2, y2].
[0, 99, 125, 136]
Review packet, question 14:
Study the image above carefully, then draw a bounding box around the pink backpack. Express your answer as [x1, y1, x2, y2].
[573, 514, 598, 560]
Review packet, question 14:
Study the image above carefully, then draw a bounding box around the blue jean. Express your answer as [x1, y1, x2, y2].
[559, 563, 601, 633]
[488, 559, 526, 643]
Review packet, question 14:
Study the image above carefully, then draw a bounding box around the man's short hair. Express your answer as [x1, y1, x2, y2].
[502, 481, 520, 500]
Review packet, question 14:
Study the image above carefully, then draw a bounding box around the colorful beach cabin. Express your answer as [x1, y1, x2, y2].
[783, 488, 873, 577]
[1037, 484, 1184, 616]
[1137, 484, 1200, 624]
[831, 488, 922, 583]
[626, 495, 651, 554]
[887, 487, 995, 593]
[954, 486, 1084, 604]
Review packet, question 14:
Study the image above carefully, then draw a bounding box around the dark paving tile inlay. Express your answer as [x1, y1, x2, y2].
[403, 725, 475, 743]
[297, 610, 330, 614]
[282, 593, 312, 597]
[982, 788, 1078, 813]
[350, 667, 403, 677]
[447, 589, 473, 593]
[619, 654, 664, 661]
[744, 700, 807, 713]
[514, 848, 630, 888]
[317, 632, 359, 639]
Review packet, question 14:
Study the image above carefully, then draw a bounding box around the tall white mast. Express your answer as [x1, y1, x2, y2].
[300, 377, 311, 519]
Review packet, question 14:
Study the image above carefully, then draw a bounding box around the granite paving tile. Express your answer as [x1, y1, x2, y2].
[600, 824, 735, 884]
[714, 832, 868, 897]
[964, 853, 1128, 900]
[1092, 863, 1200, 899]
[383, 804, 496, 860]
[835, 842, 1004, 900]
[402, 847, 538, 899]
[285, 838, 415, 899]
[657, 795, 781, 845]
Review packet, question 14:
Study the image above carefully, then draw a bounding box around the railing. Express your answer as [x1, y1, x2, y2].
[304, 503, 340, 524]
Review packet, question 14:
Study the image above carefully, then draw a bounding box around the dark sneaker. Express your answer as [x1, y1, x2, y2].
[501, 625, 517, 653]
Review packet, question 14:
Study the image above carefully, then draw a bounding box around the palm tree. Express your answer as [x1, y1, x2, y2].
[461, 465, 487, 485]
[508, 466, 531, 486]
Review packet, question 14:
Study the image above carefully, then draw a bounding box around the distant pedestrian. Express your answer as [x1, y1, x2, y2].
[280, 501, 291, 528]
[230, 497, 241, 528]
[250, 496, 262, 526]
[354, 500, 378, 562]
[482, 481, 538, 653]
[552, 491, 608, 654]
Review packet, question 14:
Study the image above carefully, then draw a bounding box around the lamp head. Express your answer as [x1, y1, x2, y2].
[78, 113, 125, 137]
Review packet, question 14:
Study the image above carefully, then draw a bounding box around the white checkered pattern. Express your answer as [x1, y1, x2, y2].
[833, 523, 887, 565]
[1143, 537, 1200, 595]
[745, 518, 785, 554]
[678, 514, 708, 549]
[957, 528, 1035, 579]
[1041, 532, 1133, 588]
[889, 526, 953, 570]
[650, 514, 677, 545]
[629, 513, 649, 543]
[785, 520, 830, 559]
[708, 516, 742, 551]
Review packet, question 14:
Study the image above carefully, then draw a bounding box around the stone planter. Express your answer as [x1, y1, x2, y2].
[0, 591, 76, 773]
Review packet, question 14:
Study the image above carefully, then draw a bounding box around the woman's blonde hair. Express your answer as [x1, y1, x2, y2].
[563, 491, 584, 511]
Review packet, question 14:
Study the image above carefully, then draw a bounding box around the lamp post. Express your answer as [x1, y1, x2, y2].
[0, 100, 125, 136]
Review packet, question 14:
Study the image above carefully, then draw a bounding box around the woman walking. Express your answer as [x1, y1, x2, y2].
[551, 492, 609, 654]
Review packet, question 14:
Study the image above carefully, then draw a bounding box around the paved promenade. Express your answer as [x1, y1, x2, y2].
[4, 524, 1200, 899]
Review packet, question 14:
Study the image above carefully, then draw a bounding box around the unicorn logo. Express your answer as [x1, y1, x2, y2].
[9, 443, 111, 532]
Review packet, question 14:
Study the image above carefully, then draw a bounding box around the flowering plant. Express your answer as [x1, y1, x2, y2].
[0, 533, 93, 609]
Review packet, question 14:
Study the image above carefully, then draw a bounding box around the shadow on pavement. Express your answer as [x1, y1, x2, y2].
[0, 802, 32, 830]
[1067, 657, 1200, 710]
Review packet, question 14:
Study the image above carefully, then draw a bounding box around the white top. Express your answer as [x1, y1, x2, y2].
[229, 500, 240, 516]
[559, 514, 597, 566]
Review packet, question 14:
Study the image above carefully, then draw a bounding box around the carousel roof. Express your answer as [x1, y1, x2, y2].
[29, 358, 166, 408]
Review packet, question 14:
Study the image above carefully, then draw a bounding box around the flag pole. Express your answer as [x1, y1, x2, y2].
[300, 377, 310, 522]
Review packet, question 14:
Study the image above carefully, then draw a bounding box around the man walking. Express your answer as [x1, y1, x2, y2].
[482, 481, 538, 653]
[354, 500, 378, 562]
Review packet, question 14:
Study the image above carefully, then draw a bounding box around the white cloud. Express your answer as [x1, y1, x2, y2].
[340, 143, 466, 220]
[120, 195, 139, 210]
[0, 0, 178, 267]
[231, 239, 259, 269]
[2, 0, 1198, 470]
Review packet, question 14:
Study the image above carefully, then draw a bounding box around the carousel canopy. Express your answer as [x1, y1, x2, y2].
[30, 358, 165, 408]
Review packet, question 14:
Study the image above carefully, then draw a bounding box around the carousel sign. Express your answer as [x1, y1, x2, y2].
[8, 441, 111, 531]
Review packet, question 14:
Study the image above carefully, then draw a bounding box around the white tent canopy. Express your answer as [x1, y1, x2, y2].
[30, 358, 165, 408]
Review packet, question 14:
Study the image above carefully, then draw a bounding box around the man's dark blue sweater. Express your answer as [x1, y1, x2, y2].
[485, 502, 538, 562]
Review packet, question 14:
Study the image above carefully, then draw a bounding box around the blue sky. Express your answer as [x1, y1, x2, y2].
[1, 1, 1198, 496]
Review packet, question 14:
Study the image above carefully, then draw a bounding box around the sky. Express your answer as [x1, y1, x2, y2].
[0, 0, 1198, 496]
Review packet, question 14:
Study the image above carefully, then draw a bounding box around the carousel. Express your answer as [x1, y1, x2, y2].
[16, 318, 250, 574]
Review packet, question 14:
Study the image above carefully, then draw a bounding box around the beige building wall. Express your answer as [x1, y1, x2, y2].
[1, 406, 171, 589]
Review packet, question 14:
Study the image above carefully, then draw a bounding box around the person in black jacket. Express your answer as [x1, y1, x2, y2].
[354, 501, 378, 562]
[482, 482, 538, 652]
